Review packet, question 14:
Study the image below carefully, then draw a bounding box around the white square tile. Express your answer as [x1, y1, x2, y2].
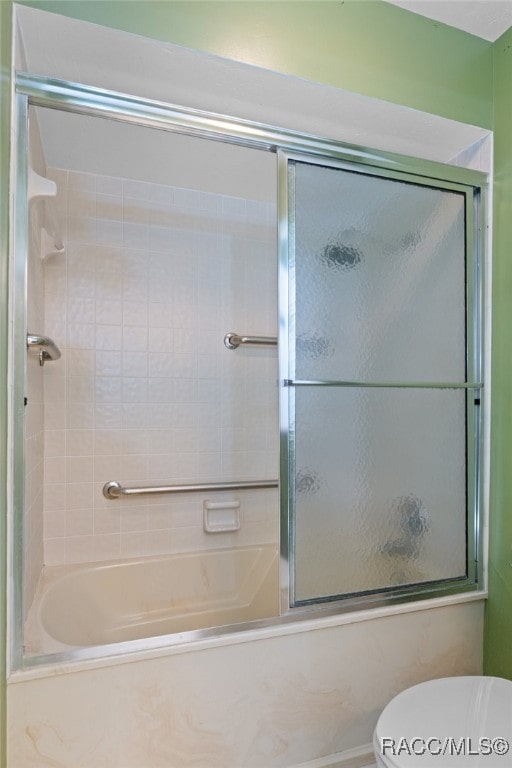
[96, 193, 122, 221]
[148, 353, 173, 377]
[66, 456, 94, 483]
[65, 482, 95, 511]
[95, 350, 122, 377]
[174, 378, 198, 403]
[44, 509, 66, 538]
[95, 376, 122, 402]
[120, 531, 148, 558]
[196, 452, 222, 479]
[94, 429, 122, 456]
[68, 189, 96, 219]
[94, 533, 121, 562]
[44, 430, 66, 458]
[44, 457, 66, 485]
[95, 299, 122, 325]
[44, 538, 66, 566]
[66, 349, 95, 376]
[146, 453, 175, 480]
[123, 326, 147, 352]
[145, 504, 173, 530]
[67, 297, 95, 324]
[66, 507, 94, 536]
[68, 170, 96, 192]
[96, 324, 122, 351]
[93, 506, 121, 535]
[95, 245, 122, 275]
[66, 429, 94, 456]
[172, 355, 197, 379]
[122, 300, 148, 327]
[174, 452, 198, 479]
[94, 403, 122, 429]
[44, 402, 66, 429]
[121, 453, 147, 478]
[146, 528, 173, 555]
[67, 323, 95, 350]
[122, 377, 148, 403]
[120, 506, 147, 533]
[148, 302, 173, 328]
[122, 352, 148, 377]
[96, 219, 123, 247]
[65, 535, 95, 564]
[44, 483, 66, 512]
[198, 379, 222, 403]
[122, 428, 147, 454]
[93, 455, 122, 483]
[68, 215, 96, 244]
[121, 403, 149, 429]
[146, 428, 174, 454]
[148, 326, 173, 352]
[123, 222, 148, 249]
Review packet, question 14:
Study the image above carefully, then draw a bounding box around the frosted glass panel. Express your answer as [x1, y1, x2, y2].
[293, 387, 467, 603]
[291, 161, 466, 382]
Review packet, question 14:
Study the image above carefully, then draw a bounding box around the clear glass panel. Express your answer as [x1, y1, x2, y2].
[291, 161, 467, 382]
[21, 106, 280, 662]
[292, 387, 467, 604]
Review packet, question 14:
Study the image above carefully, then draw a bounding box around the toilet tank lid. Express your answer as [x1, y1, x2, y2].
[375, 676, 512, 767]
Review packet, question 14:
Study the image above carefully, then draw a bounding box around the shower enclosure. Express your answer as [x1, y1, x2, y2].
[9, 73, 485, 669]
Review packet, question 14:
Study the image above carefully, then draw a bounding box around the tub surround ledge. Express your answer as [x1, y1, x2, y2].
[7, 600, 484, 768]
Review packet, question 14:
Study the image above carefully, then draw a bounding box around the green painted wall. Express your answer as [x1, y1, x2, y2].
[0, 2, 11, 765]
[17, 0, 493, 128]
[484, 27, 512, 678]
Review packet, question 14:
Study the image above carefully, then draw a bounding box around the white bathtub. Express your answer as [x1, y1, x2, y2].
[25, 545, 279, 655]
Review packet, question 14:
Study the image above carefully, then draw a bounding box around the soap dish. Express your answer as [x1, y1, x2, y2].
[203, 500, 241, 533]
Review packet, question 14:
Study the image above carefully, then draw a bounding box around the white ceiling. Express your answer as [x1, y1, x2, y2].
[386, 0, 512, 41]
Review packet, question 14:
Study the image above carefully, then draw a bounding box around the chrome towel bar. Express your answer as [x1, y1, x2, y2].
[103, 479, 278, 499]
[224, 332, 277, 350]
[26, 333, 61, 366]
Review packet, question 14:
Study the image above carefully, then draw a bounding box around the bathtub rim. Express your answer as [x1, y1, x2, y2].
[25, 544, 280, 654]
[11, 589, 486, 683]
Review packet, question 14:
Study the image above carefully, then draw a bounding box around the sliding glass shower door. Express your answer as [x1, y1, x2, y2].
[280, 153, 482, 607]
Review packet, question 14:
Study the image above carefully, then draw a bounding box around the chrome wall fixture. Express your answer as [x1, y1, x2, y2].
[224, 332, 278, 350]
[103, 479, 278, 499]
[26, 334, 61, 366]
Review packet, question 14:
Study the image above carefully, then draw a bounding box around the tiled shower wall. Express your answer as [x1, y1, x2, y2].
[42, 167, 278, 565]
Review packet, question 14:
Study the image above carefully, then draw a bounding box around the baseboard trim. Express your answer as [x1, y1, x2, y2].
[293, 742, 375, 768]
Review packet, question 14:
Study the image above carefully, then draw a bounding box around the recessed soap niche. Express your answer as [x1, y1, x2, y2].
[203, 500, 241, 533]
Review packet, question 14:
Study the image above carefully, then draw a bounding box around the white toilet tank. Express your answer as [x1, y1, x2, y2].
[374, 676, 512, 767]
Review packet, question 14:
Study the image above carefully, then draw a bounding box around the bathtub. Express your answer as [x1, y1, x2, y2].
[25, 545, 279, 655]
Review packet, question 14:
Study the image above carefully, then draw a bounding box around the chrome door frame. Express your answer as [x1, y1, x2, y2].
[10, 73, 486, 670]
[278, 150, 484, 612]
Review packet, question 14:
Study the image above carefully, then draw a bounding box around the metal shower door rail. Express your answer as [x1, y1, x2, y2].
[15, 72, 486, 188]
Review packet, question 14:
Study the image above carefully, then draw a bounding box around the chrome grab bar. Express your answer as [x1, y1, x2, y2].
[26, 333, 62, 366]
[224, 332, 277, 350]
[103, 479, 278, 500]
